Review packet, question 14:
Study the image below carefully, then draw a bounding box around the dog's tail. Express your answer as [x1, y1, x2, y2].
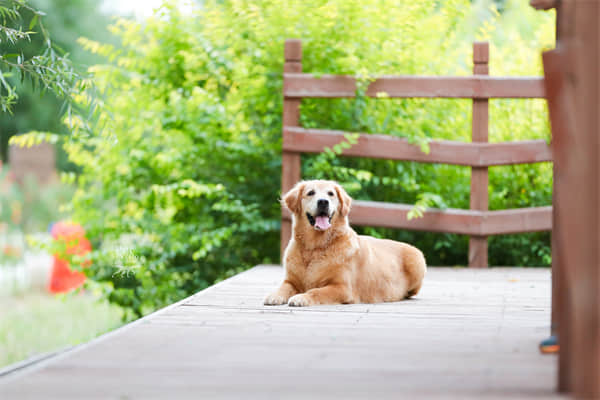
[404, 246, 427, 298]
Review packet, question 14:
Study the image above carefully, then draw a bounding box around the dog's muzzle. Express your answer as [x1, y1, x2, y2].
[307, 199, 332, 231]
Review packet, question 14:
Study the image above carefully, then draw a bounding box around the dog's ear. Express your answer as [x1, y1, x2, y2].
[334, 184, 352, 217]
[281, 182, 305, 215]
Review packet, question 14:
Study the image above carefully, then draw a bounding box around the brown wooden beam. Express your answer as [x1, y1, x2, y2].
[530, 0, 558, 11]
[478, 206, 553, 235]
[284, 74, 545, 99]
[283, 127, 552, 166]
[282, 201, 552, 236]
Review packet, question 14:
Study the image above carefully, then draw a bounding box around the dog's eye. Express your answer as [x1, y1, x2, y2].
[328, 191, 334, 196]
[307, 190, 315, 196]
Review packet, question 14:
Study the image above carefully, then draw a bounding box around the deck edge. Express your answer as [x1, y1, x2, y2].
[0, 265, 267, 383]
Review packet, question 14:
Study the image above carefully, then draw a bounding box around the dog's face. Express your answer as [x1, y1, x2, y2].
[283, 180, 352, 231]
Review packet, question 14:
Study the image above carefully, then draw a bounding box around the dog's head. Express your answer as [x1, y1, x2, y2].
[282, 180, 352, 231]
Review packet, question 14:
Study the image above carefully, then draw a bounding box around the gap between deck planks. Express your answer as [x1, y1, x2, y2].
[0, 266, 562, 399]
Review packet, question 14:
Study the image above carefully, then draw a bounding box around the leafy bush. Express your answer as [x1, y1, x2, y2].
[17, 0, 554, 317]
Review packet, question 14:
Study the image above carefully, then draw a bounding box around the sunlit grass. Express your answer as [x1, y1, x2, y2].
[0, 292, 123, 369]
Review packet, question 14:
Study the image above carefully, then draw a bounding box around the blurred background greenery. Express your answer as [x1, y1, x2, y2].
[1, 0, 554, 368]
[0, 0, 113, 167]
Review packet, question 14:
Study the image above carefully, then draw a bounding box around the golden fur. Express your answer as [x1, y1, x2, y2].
[265, 180, 427, 307]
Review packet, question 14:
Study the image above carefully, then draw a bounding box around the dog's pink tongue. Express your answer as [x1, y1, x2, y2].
[315, 216, 331, 230]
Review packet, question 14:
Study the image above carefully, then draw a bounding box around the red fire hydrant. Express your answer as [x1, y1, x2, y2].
[48, 221, 91, 294]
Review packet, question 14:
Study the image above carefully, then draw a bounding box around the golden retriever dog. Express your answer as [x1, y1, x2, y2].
[264, 180, 426, 307]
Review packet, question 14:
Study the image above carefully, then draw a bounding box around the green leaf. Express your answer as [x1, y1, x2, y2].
[29, 13, 38, 31]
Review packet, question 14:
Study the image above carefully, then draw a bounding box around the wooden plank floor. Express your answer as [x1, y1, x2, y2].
[0, 266, 562, 399]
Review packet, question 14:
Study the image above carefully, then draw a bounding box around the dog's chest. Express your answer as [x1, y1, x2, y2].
[286, 236, 358, 291]
[296, 249, 348, 289]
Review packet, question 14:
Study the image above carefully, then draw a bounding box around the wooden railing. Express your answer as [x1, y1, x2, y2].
[280, 39, 552, 267]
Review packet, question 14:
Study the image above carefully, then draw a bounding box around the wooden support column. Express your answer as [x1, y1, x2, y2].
[281, 39, 302, 260]
[543, 48, 573, 393]
[543, 1, 600, 396]
[469, 42, 489, 268]
[531, 0, 564, 393]
[564, 2, 600, 397]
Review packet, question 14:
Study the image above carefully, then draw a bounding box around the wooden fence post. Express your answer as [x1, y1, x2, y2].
[469, 42, 489, 268]
[281, 39, 302, 260]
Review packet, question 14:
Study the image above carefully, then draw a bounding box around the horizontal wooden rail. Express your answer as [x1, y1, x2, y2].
[283, 127, 552, 166]
[284, 74, 545, 99]
[282, 202, 552, 236]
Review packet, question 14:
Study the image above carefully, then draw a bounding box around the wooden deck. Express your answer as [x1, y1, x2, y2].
[0, 266, 562, 399]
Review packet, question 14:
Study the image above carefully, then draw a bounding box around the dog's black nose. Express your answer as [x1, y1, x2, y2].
[317, 199, 329, 209]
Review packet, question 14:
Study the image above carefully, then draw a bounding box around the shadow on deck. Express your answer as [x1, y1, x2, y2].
[0, 266, 561, 399]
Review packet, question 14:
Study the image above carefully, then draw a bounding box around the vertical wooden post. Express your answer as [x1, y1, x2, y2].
[281, 39, 302, 261]
[567, 2, 600, 397]
[531, 1, 565, 394]
[469, 42, 489, 268]
[543, 48, 573, 393]
[545, 1, 600, 396]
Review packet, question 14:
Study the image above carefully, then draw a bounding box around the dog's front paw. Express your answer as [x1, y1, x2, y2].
[288, 294, 313, 307]
[264, 293, 288, 306]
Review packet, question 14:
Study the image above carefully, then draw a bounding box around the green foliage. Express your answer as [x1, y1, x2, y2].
[407, 193, 447, 220]
[0, 0, 79, 111]
[0, 0, 111, 165]
[50, 0, 553, 316]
